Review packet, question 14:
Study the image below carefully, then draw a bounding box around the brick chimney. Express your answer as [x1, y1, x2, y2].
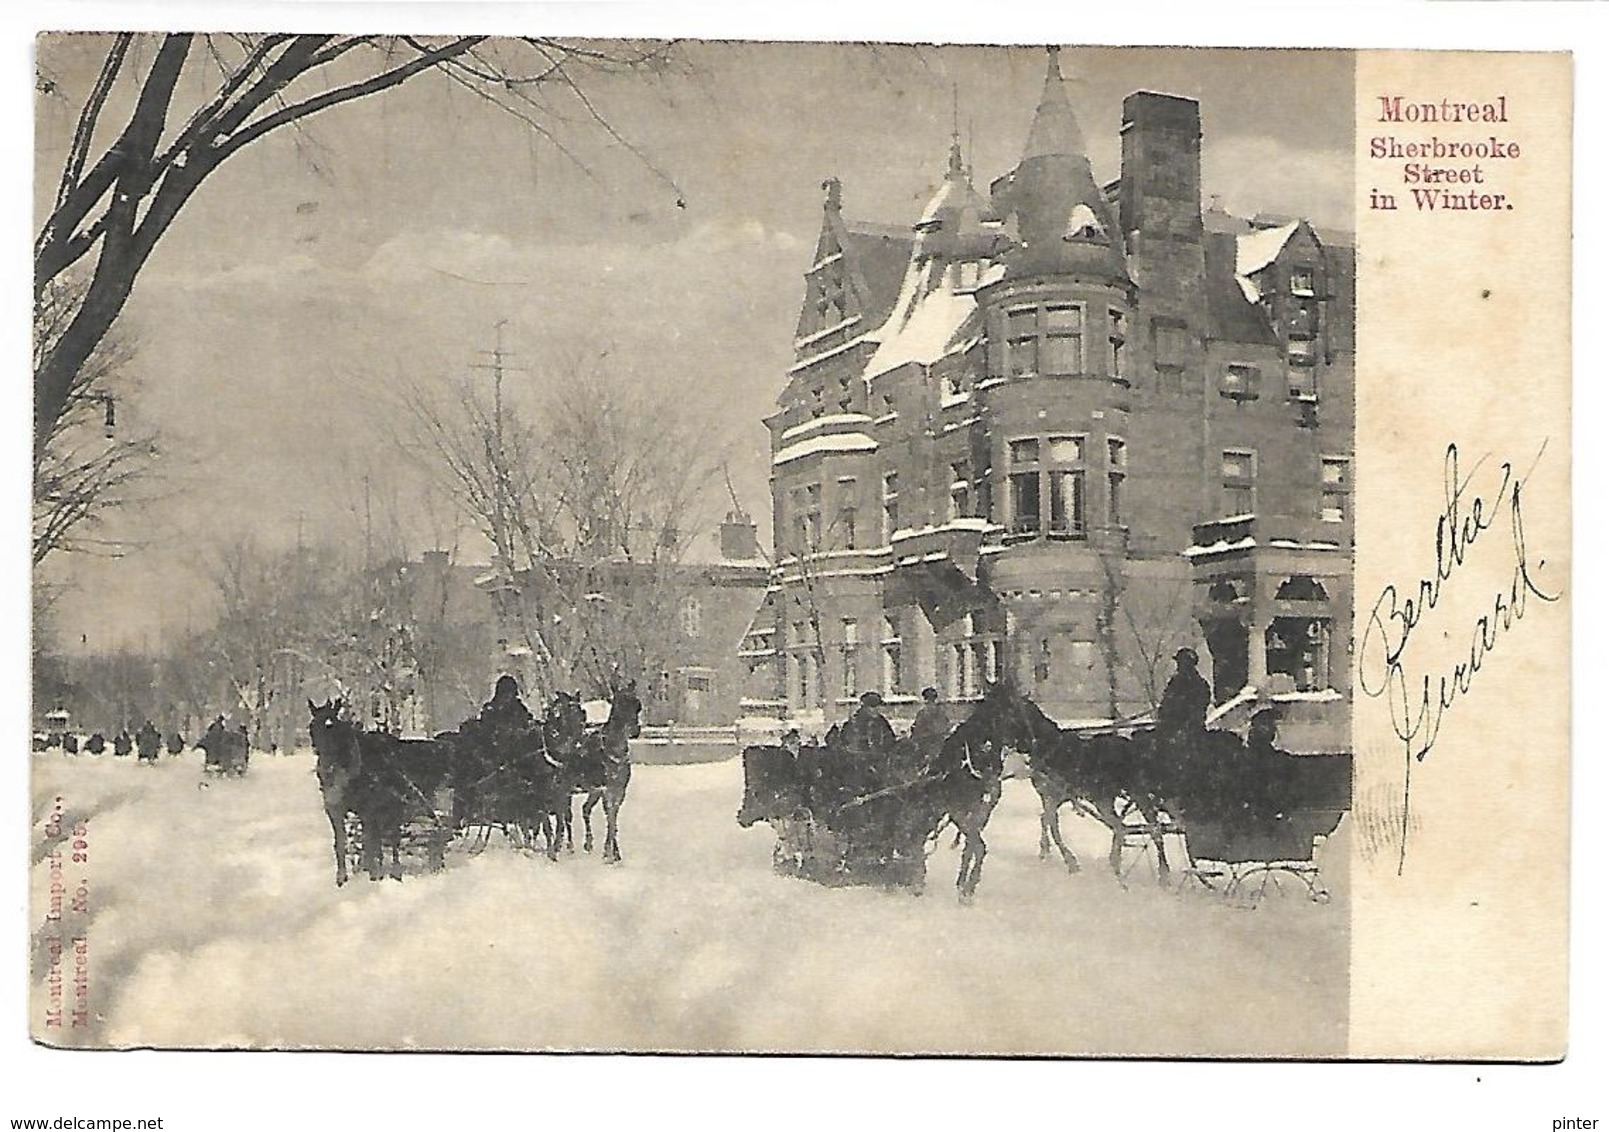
[719, 510, 761, 561]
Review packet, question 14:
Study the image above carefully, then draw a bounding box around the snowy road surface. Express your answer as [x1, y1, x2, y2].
[30, 748, 1347, 1054]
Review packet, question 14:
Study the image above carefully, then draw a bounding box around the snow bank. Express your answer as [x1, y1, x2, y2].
[29, 746, 1347, 1054]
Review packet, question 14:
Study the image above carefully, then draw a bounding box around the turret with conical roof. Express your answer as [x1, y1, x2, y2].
[991, 47, 1130, 285]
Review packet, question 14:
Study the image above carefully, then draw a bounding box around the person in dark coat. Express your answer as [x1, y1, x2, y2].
[479, 673, 535, 735]
[844, 691, 896, 754]
[909, 687, 952, 755]
[1156, 648, 1212, 738]
[135, 720, 162, 762]
[1243, 708, 1290, 819]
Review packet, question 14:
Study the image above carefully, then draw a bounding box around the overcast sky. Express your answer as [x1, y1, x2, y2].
[33, 39, 1353, 650]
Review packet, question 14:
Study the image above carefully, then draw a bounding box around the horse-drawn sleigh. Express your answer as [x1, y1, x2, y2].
[1022, 701, 1350, 903]
[738, 683, 1037, 902]
[197, 717, 250, 777]
[739, 683, 1350, 905]
[307, 681, 643, 887]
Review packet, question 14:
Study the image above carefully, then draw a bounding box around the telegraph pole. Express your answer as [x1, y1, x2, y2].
[469, 320, 526, 564]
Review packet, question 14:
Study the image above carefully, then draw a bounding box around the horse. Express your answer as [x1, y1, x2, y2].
[440, 687, 585, 861]
[1017, 697, 1176, 882]
[580, 682, 642, 863]
[539, 691, 590, 855]
[830, 681, 1039, 902]
[1020, 697, 1266, 885]
[307, 699, 452, 886]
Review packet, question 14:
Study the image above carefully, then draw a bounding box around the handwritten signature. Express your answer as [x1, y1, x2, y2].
[1357, 441, 1560, 870]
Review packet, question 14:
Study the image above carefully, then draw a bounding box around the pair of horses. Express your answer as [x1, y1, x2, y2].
[445, 687, 640, 864]
[740, 682, 1040, 902]
[308, 684, 642, 886]
[1018, 700, 1351, 885]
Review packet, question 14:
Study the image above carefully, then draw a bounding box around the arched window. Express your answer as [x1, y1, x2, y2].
[1275, 576, 1329, 601]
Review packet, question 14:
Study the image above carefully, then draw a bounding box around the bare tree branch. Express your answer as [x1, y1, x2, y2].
[34, 32, 682, 473]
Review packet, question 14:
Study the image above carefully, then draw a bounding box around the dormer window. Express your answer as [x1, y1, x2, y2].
[1291, 268, 1315, 296]
[1064, 203, 1106, 241]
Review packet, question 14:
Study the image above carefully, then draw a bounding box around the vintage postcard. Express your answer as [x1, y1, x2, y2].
[25, 34, 1569, 1063]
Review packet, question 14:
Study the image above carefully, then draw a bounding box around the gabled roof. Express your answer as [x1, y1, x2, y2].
[1234, 220, 1301, 284]
[843, 223, 914, 328]
[793, 182, 915, 348]
[1204, 230, 1277, 345]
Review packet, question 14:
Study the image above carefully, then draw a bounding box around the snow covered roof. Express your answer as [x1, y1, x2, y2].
[890, 518, 995, 541]
[864, 260, 978, 381]
[1236, 221, 1299, 278]
[780, 412, 874, 444]
[772, 432, 877, 466]
[1233, 221, 1300, 302]
[1206, 685, 1260, 724]
[917, 176, 981, 230]
[1181, 536, 1257, 559]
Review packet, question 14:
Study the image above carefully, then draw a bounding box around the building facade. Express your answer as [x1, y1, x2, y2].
[484, 512, 770, 728]
[744, 50, 1354, 743]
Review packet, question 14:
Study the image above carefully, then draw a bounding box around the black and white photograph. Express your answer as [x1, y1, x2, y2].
[12, 6, 1589, 1122]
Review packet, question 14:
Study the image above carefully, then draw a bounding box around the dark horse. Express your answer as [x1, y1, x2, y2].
[308, 698, 452, 886]
[820, 681, 1037, 902]
[1019, 697, 1339, 887]
[579, 682, 642, 863]
[540, 691, 590, 855]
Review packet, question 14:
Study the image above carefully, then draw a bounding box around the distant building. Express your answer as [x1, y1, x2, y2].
[745, 49, 1353, 744]
[481, 512, 770, 727]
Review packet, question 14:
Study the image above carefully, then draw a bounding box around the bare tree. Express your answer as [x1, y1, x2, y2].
[31, 274, 159, 565]
[1095, 550, 1197, 716]
[34, 33, 682, 468]
[399, 348, 730, 699]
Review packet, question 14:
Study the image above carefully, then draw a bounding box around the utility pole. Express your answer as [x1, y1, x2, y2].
[469, 320, 526, 566]
[362, 475, 372, 570]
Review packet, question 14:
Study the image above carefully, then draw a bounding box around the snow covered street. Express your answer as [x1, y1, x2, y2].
[30, 748, 1347, 1055]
